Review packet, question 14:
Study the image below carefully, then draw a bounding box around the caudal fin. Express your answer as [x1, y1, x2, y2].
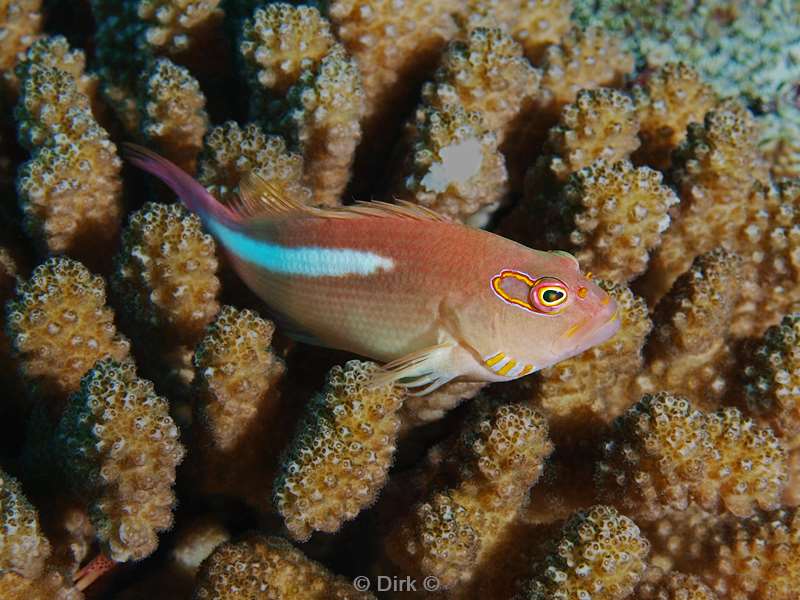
[123, 143, 240, 227]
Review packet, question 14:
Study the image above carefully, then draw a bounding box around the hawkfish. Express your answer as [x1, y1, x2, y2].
[125, 145, 620, 395]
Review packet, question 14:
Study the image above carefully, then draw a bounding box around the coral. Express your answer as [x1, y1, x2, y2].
[539, 159, 679, 281]
[597, 392, 788, 520]
[638, 249, 741, 406]
[0, 0, 42, 92]
[0, 469, 50, 579]
[240, 4, 335, 97]
[329, 0, 459, 117]
[278, 44, 365, 206]
[530, 281, 651, 437]
[762, 83, 800, 180]
[193, 534, 375, 599]
[139, 57, 209, 174]
[113, 202, 220, 347]
[421, 26, 541, 145]
[534, 88, 641, 186]
[0, 570, 82, 600]
[5, 257, 131, 406]
[736, 315, 800, 451]
[641, 104, 764, 305]
[274, 361, 404, 541]
[15, 60, 123, 265]
[53, 359, 185, 562]
[137, 0, 224, 57]
[636, 573, 718, 600]
[197, 121, 312, 207]
[193, 305, 285, 451]
[632, 62, 716, 170]
[731, 179, 800, 337]
[460, 0, 573, 63]
[519, 505, 649, 600]
[387, 401, 553, 589]
[399, 380, 487, 429]
[393, 103, 508, 225]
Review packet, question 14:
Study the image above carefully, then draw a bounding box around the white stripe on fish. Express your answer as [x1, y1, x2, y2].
[210, 221, 396, 277]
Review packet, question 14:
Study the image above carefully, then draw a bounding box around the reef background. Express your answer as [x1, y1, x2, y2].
[1, 1, 800, 599]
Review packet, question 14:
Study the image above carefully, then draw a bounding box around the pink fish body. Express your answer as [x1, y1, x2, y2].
[126, 146, 620, 394]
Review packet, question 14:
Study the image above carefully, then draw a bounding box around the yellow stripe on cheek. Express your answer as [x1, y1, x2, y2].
[485, 352, 505, 367]
[564, 323, 581, 338]
[519, 364, 534, 376]
[498, 360, 517, 376]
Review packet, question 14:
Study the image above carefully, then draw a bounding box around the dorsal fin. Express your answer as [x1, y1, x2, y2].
[235, 172, 453, 223]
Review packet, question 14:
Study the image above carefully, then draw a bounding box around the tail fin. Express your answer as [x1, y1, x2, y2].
[123, 143, 240, 227]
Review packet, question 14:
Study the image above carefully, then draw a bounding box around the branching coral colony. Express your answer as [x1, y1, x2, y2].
[0, 1, 799, 599]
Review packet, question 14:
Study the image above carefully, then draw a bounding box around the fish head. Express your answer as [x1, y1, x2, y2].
[487, 250, 619, 374]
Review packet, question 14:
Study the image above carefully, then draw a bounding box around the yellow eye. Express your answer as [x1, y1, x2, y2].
[538, 286, 567, 307]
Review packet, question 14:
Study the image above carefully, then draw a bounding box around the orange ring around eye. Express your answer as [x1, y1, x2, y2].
[537, 285, 567, 307]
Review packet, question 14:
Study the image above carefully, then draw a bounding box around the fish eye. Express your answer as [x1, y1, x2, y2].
[530, 278, 568, 312]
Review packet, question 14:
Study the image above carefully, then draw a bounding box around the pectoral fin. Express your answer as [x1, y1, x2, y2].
[368, 343, 459, 396]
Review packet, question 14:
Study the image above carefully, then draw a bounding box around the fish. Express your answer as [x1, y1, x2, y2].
[124, 144, 620, 395]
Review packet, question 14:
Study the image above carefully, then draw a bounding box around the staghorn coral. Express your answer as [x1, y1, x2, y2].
[529, 281, 652, 438]
[329, 0, 459, 118]
[278, 43, 365, 206]
[387, 401, 553, 590]
[533, 87, 641, 187]
[53, 359, 185, 562]
[597, 392, 788, 520]
[274, 360, 404, 541]
[193, 305, 285, 452]
[519, 505, 649, 600]
[113, 201, 220, 347]
[538, 159, 679, 282]
[0, 0, 42, 92]
[197, 121, 312, 206]
[5, 257, 131, 407]
[0, 469, 50, 579]
[421, 26, 541, 145]
[736, 314, 800, 451]
[193, 534, 375, 599]
[460, 0, 573, 63]
[393, 103, 508, 225]
[641, 104, 764, 305]
[638, 249, 742, 406]
[139, 57, 209, 174]
[15, 60, 123, 265]
[731, 179, 800, 337]
[632, 62, 717, 170]
[137, 0, 224, 58]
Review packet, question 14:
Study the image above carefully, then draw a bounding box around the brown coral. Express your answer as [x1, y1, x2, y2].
[15, 61, 123, 266]
[530, 281, 652, 438]
[139, 57, 209, 174]
[0, 570, 82, 600]
[0, 469, 50, 579]
[632, 62, 716, 170]
[113, 201, 220, 347]
[636, 572, 718, 600]
[387, 402, 553, 590]
[193, 305, 285, 452]
[197, 121, 312, 207]
[0, 0, 42, 92]
[5, 257, 131, 407]
[137, 0, 224, 58]
[274, 361, 404, 541]
[534, 87, 641, 186]
[642, 104, 765, 305]
[731, 179, 800, 337]
[519, 505, 649, 600]
[54, 359, 185, 562]
[421, 26, 541, 145]
[638, 249, 742, 407]
[278, 43, 365, 206]
[539, 159, 679, 282]
[193, 534, 375, 599]
[393, 102, 508, 225]
[329, 0, 459, 118]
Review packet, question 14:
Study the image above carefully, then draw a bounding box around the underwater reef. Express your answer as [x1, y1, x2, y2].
[1, 0, 800, 598]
